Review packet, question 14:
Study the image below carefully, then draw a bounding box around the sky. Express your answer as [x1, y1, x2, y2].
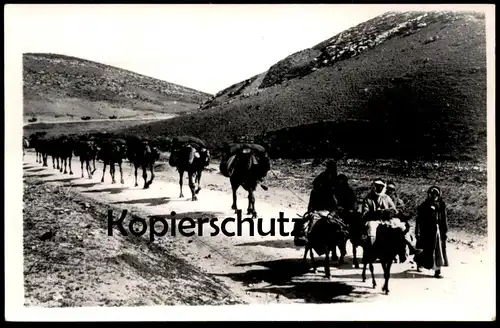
[5, 4, 489, 95]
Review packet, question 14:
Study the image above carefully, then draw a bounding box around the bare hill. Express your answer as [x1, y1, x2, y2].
[122, 11, 487, 162]
[23, 53, 212, 122]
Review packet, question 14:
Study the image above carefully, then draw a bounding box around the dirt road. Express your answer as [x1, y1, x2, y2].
[22, 115, 177, 127]
[22, 151, 495, 318]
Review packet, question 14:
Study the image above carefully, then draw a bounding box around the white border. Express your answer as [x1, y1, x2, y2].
[5, 3, 496, 322]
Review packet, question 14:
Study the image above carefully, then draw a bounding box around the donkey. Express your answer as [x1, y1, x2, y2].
[361, 219, 408, 295]
[292, 210, 350, 278]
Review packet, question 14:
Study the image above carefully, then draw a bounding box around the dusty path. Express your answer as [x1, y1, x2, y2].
[23, 178, 244, 307]
[22, 151, 494, 317]
[22, 115, 176, 127]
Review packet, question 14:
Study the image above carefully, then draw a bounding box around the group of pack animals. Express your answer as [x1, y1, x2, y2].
[292, 206, 411, 295]
[23, 132, 269, 215]
[24, 132, 409, 295]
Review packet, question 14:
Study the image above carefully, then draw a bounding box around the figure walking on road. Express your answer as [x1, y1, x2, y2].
[415, 186, 449, 278]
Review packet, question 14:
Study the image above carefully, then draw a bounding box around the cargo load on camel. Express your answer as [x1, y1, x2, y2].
[169, 136, 207, 168]
[219, 142, 271, 179]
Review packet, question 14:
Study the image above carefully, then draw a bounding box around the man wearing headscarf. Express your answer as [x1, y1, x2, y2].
[361, 179, 423, 256]
[414, 186, 449, 278]
[307, 160, 339, 213]
[361, 179, 397, 242]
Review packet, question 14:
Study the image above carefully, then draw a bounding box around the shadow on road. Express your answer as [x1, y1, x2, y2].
[43, 177, 81, 184]
[215, 258, 432, 303]
[24, 168, 46, 173]
[246, 282, 369, 303]
[234, 240, 365, 269]
[112, 197, 174, 207]
[213, 258, 372, 303]
[235, 239, 300, 250]
[82, 187, 127, 195]
[334, 269, 431, 280]
[72, 181, 103, 188]
[24, 173, 55, 178]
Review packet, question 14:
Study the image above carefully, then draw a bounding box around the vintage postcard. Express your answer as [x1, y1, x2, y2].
[5, 3, 496, 321]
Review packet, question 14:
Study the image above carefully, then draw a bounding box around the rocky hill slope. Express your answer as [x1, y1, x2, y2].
[23, 53, 212, 121]
[121, 11, 487, 162]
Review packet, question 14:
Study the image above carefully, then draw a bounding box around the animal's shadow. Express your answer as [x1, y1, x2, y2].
[235, 239, 300, 249]
[82, 187, 127, 195]
[246, 282, 369, 304]
[24, 168, 46, 173]
[332, 269, 432, 280]
[112, 197, 174, 207]
[24, 173, 54, 178]
[234, 240, 363, 269]
[72, 182, 102, 188]
[213, 258, 371, 303]
[43, 177, 81, 184]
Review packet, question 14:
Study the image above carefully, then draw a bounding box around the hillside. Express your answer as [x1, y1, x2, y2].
[23, 53, 212, 122]
[121, 11, 487, 163]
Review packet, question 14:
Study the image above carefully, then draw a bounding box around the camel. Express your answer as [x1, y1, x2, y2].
[220, 143, 270, 218]
[50, 135, 75, 175]
[73, 137, 98, 179]
[169, 138, 210, 201]
[28, 132, 48, 165]
[95, 137, 128, 184]
[126, 137, 160, 189]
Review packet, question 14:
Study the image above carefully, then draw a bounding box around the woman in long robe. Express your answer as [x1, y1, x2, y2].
[415, 186, 449, 278]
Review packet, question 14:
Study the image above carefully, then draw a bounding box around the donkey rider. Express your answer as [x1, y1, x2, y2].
[361, 179, 423, 256]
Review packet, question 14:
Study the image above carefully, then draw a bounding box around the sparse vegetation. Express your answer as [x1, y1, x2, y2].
[125, 11, 486, 164]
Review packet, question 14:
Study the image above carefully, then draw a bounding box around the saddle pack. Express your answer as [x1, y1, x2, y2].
[220, 143, 270, 179]
[293, 210, 349, 248]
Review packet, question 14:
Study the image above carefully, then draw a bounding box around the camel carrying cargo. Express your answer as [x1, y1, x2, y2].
[219, 142, 270, 179]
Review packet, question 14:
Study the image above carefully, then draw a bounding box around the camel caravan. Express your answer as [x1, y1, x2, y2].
[24, 131, 449, 295]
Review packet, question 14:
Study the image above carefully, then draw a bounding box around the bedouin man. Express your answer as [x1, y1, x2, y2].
[361, 178, 423, 256]
[414, 186, 449, 278]
[307, 160, 339, 213]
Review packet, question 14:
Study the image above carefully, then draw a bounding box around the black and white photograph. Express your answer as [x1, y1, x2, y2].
[5, 3, 495, 321]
